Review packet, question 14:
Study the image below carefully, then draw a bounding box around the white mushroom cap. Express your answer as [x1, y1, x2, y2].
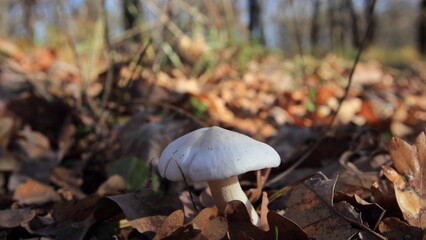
[158, 126, 280, 182]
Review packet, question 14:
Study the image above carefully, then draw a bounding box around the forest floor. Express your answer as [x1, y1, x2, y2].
[0, 39, 425, 239]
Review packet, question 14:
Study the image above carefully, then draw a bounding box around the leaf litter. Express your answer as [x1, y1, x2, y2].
[0, 38, 425, 239]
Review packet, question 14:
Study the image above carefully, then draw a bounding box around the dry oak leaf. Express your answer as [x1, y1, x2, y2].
[153, 210, 185, 240]
[13, 178, 60, 205]
[378, 217, 425, 240]
[268, 176, 386, 239]
[225, 200, 309, 240]
[0, 208, 36, 228]
[382, 131, 426, 228]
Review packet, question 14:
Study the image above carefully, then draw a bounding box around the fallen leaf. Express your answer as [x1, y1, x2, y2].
[383, 131, 426, 228]
[225, 200, 309, 240]
[268, 175, 386, 239]
[153, 210, 185, 240]
[334, 191, 385, 230]
[96, 174, 126, 196]
[225, 200, 268, 240]
[200, 216, 228, 240]
[50, 166, 84, 194]
[29, 215, 94, 240]
[13, 178, 60, 205]
[100, 188, 182, 221]
[266, 211, 310, 240]
[16, 126, 52, 159]
[336, 98, 362, 124]
[378, 217, 425, 240]
[0, 116, 13, 147]
[189, 207, 216, 230]
[129, 215, 167, 234]
[247, 168, 271, 202]
[53, 195, 101, 222]
[0, 208, 36, 228]
[259, 192, 269, 231]
[12, 126, 58, 183]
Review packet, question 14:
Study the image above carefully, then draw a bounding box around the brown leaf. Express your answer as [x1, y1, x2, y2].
[0, 116, 13, 147]
[266, 211, 309, 240]
[334, 191, 385, 230]
[13, 178, 60, 205]
[101, 189, 182, 221]
[96, 174, 126, 196]
[50, 166, 85, 199]
[384, 131, 426, 228]
[0, 148, 17, 172]
[225, 200, 309, 240]
[53, 195, 101, 222]
[189, 207, 215, 230]
[268, 176, 386, 239]
[378, 217, 425, 240]
[16, 126, 52, 159]
[259, 192, 270, 231]
[201, 216, 228, 240]
[0, 208, 36, 228]
[12, 126, 58, 183]
[248, 168, 271, 202]
[129, 215, 168, 234]
[225, 200, 252, 223]
[153, 210, 185, 240]
[226, 201, 266, 240]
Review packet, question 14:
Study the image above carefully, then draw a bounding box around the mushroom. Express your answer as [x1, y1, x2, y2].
[158, 126, 280, 225]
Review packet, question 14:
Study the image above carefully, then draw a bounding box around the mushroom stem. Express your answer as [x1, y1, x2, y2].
[208, 175, 260, 225]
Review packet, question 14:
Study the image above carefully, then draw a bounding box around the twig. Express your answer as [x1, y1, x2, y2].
[266, 0, 377, 187]
[171, 151, 199, 213]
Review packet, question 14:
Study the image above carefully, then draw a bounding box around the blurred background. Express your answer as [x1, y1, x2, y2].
[1, 0, 425, 62]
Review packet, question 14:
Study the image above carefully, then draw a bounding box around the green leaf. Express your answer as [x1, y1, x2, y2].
[109, 156, 150, 192]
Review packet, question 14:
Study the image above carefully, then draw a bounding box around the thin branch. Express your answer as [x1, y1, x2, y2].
[171, 152, 199, 213]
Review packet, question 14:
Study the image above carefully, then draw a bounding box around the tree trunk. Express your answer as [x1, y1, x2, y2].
[364, 0, 376, 44]
[345, 0, 360, 48]
[310, 0, 320, 53]
[23, 0, 35, 43]
[248, 0, 265, 44]
[419, 0, 426, 55]
[328, 0, 337, 51]
[0, 0, 9, 37]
